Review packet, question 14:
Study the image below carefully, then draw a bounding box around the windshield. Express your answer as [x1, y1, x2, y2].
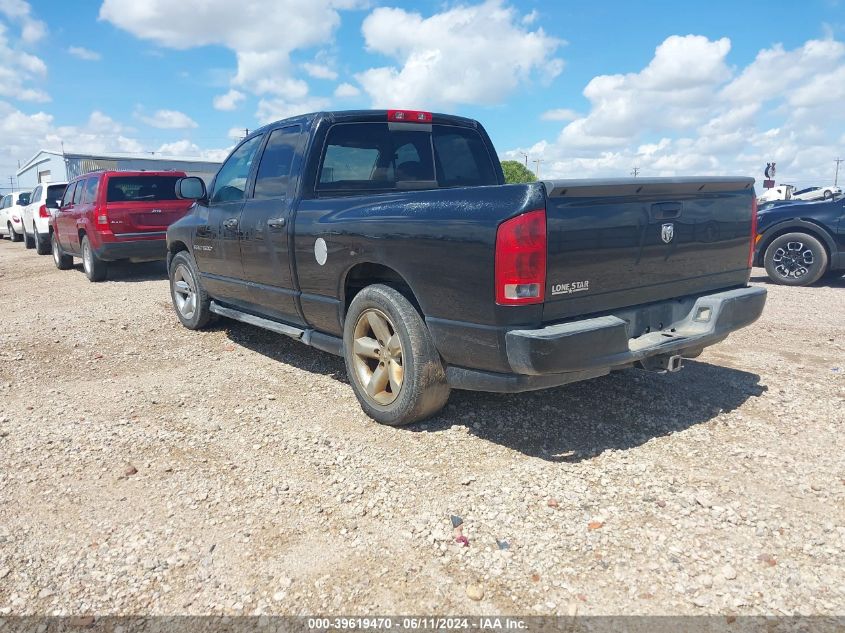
[106, 176, 181, 202]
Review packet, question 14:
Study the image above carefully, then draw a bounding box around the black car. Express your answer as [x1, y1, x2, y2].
[754, 195, 845, 285]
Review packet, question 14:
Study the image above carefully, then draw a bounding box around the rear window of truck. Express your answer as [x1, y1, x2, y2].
[106, 176, 181, 202]
[317, 122, 497, 192]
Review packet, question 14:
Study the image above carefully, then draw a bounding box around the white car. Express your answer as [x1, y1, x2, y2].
[0, 191, 31, 242]
[757, 184, 794, 204]
[791, 185, 841, 201]
[21, 182, 68, 254]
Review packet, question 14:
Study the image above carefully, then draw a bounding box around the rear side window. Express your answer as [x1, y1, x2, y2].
[317, 121, 496, 193]
[106, 176, 181, 202]
[253, 126, 301, 199]
[83, 177, 99, 204]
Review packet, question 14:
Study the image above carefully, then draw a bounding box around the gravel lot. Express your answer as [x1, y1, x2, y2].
[0, 239, 843, 618]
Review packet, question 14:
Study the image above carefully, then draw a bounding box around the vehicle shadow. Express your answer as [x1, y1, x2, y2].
[222, 320, 765, 462]
[71, 260, 168, 283]
[750, 272, 845, 287]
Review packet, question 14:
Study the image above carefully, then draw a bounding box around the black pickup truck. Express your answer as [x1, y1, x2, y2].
[166, 109, 766, 425]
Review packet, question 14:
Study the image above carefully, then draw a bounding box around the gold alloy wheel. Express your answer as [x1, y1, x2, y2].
[352, 308, 404, 405]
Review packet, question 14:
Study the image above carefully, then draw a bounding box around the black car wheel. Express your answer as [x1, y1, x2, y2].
[23, 226, 35, 249]
[763, 232, 828, 286]
[169, 251, 211, 329]
[343, 284, 450, 426]
[35, 226, 50, 255]
[823, 189, 833, 200]
[9, 223, 22, 242]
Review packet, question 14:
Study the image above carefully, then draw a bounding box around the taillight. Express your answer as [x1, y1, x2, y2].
[495, 209, 547, 305]
[387, 109, 432, 123]
[748, 196, 758, 268]
[38, 204, 49, 218]
[96, 206, 109, 230]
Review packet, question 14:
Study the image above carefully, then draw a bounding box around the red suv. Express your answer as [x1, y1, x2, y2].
[51, 170, 194, 281]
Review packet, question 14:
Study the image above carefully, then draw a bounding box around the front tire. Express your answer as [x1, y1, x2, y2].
[343, 284, 449, 426]
[52, 233, 73, 270]
[763, 232, 828, 286]
[81, 235, 107, 282]
[169, 251, 211, 329]
[9, 224, 22, 242]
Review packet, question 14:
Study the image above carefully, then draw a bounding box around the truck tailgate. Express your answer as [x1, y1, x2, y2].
[542, 177, 756, 322]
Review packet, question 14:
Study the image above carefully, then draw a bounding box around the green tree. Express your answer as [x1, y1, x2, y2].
[501, 160, 538, 184]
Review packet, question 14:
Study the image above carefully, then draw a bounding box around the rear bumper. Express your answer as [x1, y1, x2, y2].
[445, 286, 766, 392]
[94, 238, 167, 262]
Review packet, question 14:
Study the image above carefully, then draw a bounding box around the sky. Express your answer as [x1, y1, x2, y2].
[1, 0, 844, 192]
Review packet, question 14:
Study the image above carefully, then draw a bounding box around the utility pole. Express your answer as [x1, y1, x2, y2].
[533, 159, 544, 179]
[631, 167, 640, 178]
[519, 151, 528, 167]
[835, 157, 844, 186]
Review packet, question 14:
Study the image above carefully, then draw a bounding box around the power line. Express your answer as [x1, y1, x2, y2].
[519, 151, 528, 168]
[835, 157, 844, 186]
[631, 167, 640, 177]
[533, 159, 544, 179]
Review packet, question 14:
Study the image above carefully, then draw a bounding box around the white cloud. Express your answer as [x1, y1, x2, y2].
[0, 0, 46, 43]
[303, 62, 338, 80]
[334, 82, 360, 98]
[68, 46, 101, 61]
[356, 0, 563, 109]
[138, 109, 199, 129]
[99, 0, 360, 117]
[0, 17, 48, 102]
[157, 140, 230, 161]
[503, 35, 845, 189]
[541, 108, 578, 122]
[213, 89, 245, 111]
[256, 96, 330, 124]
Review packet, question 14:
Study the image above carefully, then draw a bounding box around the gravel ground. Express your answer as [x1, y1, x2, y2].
[0, 239, 843, 618]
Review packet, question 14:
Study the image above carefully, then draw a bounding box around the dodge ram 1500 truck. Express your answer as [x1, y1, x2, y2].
[166, 109, 766, 425]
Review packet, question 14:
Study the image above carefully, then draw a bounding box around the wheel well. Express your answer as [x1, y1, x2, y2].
[759, 223, 832, 263]
[343, 263, 421, 315]
[78, 228, 86, 243]
[169, 240, 189, 255]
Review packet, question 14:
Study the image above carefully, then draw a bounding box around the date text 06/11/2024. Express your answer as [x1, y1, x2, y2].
[306, 617, 528, 630]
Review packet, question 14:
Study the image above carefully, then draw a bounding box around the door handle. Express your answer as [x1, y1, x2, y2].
[268, 217, 287, 229]
[223, 218, 238, 230]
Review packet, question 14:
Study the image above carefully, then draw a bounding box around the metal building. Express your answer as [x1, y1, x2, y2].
[15, 150, 222, 190]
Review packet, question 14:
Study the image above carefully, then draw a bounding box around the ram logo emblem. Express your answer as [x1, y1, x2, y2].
[661, 223, 674, 244]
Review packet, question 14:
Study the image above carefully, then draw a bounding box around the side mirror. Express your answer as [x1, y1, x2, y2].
[16, 199, 25, 206]
[176, 177, 207, 201]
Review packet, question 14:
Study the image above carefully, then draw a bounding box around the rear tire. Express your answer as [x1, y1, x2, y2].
[9, 224, 22, 242]
[52, 233, 73, 270]
[35, 228, 50, 255]
[823, 189, 833, 200]
[24, 226, 35, 249]
[763, 232, 828, 286]
[169, 251, 211, 329]
[343, 284, 450, 426]
[81, 235, 107, 282]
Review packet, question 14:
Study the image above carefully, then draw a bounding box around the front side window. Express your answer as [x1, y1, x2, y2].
[253, 126, 301, 199]
[210, 135, 263, 204]
[60, 183, 76, 208]
[106, 176, 179, 202]
[72, 181, 84, 205]
[1, 195, 9, 209]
